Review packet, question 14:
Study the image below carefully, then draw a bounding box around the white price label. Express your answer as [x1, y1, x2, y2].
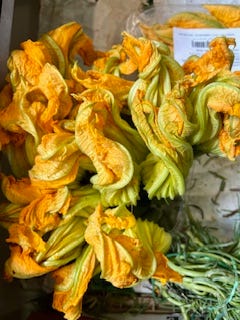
[173, 27, 240, 71]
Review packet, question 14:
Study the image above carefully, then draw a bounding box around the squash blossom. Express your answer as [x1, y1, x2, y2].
[183, 37, 240, 159]
[124, 32, 193, 200]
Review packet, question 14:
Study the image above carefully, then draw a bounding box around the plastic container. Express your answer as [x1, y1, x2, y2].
[126, 0, 240, 71]
[126, 0, 239, 38]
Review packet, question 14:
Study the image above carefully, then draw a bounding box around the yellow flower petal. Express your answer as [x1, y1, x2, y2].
[1, 175, 47, 205]
[183, 37, 235, 84]
[29, 131, 82, 189]
[75, 90, 134, 190]
[203, 4, 240, 27]
[152, 252, 182, 285]
[85, 204, 138, 288]
[219, 115, 240, 160]
[19, 187, 71, 233]
[124, 218, 172, 280]
[79, 70, 133, 104]
[52, 246, 96, 320]
[4, 244, 54, 280]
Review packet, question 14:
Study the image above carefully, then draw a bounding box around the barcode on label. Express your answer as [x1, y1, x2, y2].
[191, 40, 210, 48]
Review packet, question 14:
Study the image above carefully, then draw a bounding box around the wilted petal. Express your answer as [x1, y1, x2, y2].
[152, 252, 182, 284]
[29, 131, 82, 188]
[52, 246, 96, 320]
[75, 92, 134, 191]
[219, 115, 240, 160]
[25, 63, 73, 128]
[4, 245, 54, 280]
[138, 23, 173, 51]
[0, 97, 26, 134]
[183, 37, 235, 84]
[1, 175, 47, 205]
[4, 224, 54, 280]
[73, 88, 147, 165]
[85, 204, 138, 288]
[78, 70, 133, 104]
[203, 4, 240, 27]
[204, 82, 240, 117]
[121, 32, 156, 73]
[167, 11, 224, 29]
[100, 163, 140, 207]
[93, 43, 136, 76]
[19, 186, 71, 233]
[6, 223, 45, 254]
[135, 218, 172, 254]
[0, 83, 13, 108]
[7, 43, 49, 88]
[46, 21, 100, 68]
[188, 80, 240, 159]
[124, 218, 172, 280]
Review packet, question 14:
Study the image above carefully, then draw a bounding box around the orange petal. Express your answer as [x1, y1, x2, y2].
[183, 37, 235, 84]
[152, 252, 182, 285]
[77, 70, 133, 104]
[4, 245, 54, 280]
[29, 132, 82, 189]
[121, 32, 154, 72]
[85, 204, 138, 288]
[52, 246, 96, 320]
[203, 4, 240, 27]
[19, 187, 71, 232]
[219, 115, 240, 160]
[1, 175, 47, 205]
[6, 223, 45, 253]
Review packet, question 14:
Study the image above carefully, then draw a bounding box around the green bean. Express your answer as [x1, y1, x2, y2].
[167, 259, 207, 278]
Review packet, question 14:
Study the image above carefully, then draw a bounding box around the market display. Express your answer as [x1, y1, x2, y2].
[0, 4, 240, 319]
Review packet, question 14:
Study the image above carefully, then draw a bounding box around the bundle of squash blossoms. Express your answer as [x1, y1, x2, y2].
[0, 20, 239, 320]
